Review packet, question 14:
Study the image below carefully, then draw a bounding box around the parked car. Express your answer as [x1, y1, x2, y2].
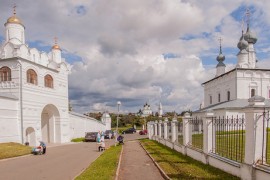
[85, 132, 98, 142]
[104, 130, 115, 139]
[139, 129, 147, 135]
[122, 128, 136, 134]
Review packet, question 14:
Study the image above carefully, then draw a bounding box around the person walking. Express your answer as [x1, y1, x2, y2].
[97, 131, 101, 143]
[100, 131, 105, 142]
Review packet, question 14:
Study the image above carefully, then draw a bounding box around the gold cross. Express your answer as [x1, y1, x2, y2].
[54, 37, 58, 44]
[13, 4, 17, 15]
[218, 37, 223, 46]
[245, 7, 251, 26]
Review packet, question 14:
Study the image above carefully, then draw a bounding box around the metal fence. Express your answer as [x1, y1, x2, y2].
[167, 121, 172, 141]
[157, 123, 160, 136]
[189, 117, 203, 150]
[177, 120, 183, 145]
[211, 116, 245, 163]
[161, 123, 164, 139]
[260, 111, 270, 165]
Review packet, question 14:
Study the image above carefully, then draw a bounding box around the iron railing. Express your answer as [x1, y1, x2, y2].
[161, 123, 164, 138]
[177, 120, 183, 145]
[167, 121, 172, 141]
[212, 116, 245, 163]
[260, 111, 270, 165]
[189, 117, 203, 150]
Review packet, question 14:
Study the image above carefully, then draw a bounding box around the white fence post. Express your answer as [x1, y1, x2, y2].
[154, 120, 158, 136]
[242, 96, 268, 180]
[158, 120, 162, 138]
[171, 118, 177, 142]
[147, 121, 154, 139]
[164, 118, 168, 139]
[183, 112, 191, 146]
[203, 111, 214, 154]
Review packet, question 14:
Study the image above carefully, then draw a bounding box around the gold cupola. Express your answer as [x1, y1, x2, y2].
[52, 37, 61, 50]
[5, 5, 24, 28]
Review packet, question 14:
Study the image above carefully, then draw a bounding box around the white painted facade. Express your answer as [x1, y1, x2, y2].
[0, 10, 108, 146]
[203, 69, 270, 107]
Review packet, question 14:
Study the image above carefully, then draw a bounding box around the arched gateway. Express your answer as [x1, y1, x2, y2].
[25, 127, 36, 146]
[41, 104, 60, 143]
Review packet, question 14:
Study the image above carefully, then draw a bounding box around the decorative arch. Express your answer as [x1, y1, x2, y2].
[0, 66, 11, 81]
[44, 74, 53, 88]
[25, 127, 36, 146]
[27, 69, 38, 85]
[41, 104, 60, 143]
[227, 91, 230, 101]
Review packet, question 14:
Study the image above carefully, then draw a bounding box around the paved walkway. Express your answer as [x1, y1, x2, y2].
[118, 140, 164, 180]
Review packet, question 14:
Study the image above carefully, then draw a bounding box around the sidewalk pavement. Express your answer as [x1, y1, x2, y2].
[118, 140, 165, 180]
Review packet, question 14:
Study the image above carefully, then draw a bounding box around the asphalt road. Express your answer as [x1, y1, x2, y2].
[0, 133, 147, 180]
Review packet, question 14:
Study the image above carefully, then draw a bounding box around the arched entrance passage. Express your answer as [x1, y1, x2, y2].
[41, 104, 60, 143]
[26, 127, 36, 146]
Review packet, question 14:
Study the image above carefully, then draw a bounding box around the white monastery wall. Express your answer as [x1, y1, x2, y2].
[69, 112, 106, 139]
[0, 97, 20, 143]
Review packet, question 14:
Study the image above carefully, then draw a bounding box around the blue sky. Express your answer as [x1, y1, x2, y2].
[1, 0, 270, 114]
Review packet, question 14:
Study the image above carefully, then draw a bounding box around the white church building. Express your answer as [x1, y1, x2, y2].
[194, 15, 270, 117]
[0, 8, 110, 146]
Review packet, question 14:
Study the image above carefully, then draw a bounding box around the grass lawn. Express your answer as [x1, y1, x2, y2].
[140, 139, 240, 180]
[71, 137, 85, 142]
[0, 142, 32, 160]
[76, 145, 122, 180]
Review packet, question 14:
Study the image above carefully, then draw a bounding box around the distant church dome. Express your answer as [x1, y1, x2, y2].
[52, 37, 61, 50]
[216, 53, 225, 62]
[244, 27, 257, 44]
[216, 39, 225, 63]
[237, 32, 248, 50]
[52, 44, 61, 50]
[5, 6, 24, 28]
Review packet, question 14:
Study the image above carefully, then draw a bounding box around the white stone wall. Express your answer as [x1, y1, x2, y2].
[69, 112, 106, 139]
[204, 69, 270, 108]
[237, 70, 270, 99]
[204, 70, 236, 107]
[0, 97, 20, 143]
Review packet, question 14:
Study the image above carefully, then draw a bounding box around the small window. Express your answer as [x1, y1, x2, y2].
[218, 93, 220, 102]
[269, 90, 270, 99]
[27, 69, 38, 85]
[210, 95, 212, 104]
[251, 89, 255, 97]
[227, 91, 230, 101]
[0, 66, 11, 82]
[44, 74, 53, 88]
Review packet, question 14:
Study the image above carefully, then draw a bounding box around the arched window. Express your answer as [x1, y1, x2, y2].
[44, 74, 53, 88]
[27, 69, 38, 85]
[0, 66, 11, 81]
[227, 91, 230, 101]
[251, 89, 255, 97]
[218, 93, 221, 102]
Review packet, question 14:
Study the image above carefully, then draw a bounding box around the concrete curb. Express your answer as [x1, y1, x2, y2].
[0, 154, 32, 162]
[139, 141, 171, 180]
[115, 145, 124, 180]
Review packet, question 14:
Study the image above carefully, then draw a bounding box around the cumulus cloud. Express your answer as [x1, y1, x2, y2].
[1, 0, 270, 113]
